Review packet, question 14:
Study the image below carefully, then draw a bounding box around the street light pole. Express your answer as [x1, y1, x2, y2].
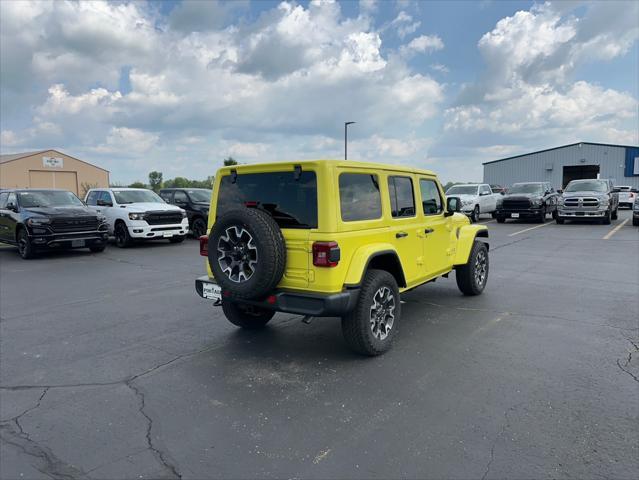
[344, 121, 355, 160]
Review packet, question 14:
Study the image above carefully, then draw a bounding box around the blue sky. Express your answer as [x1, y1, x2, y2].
[1, 0, 637, 184]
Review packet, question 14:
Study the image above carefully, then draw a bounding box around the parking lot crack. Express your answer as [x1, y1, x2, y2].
[125, 380, 182, 479]
[616, 339, 639, 384]
[0, 419, 88, 479]
[481, 403, 522, 480]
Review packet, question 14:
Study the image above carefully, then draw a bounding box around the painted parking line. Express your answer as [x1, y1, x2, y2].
[508, 222, 553, 237]
[603, 219, 629, 240]
[478, 219, 495, 224]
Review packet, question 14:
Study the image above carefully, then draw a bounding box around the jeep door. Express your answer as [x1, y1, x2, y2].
[418, 178, 452, 276]
[387, 175, 425, 287]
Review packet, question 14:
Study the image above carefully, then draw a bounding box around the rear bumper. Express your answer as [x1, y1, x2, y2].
[195, 276, 359, 317]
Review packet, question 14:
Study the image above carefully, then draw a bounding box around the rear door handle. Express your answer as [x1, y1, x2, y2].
[396, 232, 408, 238]
[424, 228, 434, 234]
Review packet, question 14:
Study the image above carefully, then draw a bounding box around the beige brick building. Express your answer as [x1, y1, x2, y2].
[0, 149, 109, 196]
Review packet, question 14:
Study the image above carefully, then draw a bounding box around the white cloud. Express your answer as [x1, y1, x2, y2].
[92, 127, 159, 154]
[430, 63, 449, 74]
[1, 130, 20, 147]
[390, 11, 421, 39]
[400, 35, 444, 57]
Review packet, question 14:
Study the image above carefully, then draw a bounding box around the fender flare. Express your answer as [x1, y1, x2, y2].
[453, 225, 489, 265]
[343, 243, 406, 288]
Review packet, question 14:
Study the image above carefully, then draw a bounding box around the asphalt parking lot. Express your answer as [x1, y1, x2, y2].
[1, 210, 637, 480]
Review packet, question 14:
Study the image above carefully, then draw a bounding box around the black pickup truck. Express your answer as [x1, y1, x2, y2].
[494, 182, 559, 223]
[0, 189, 109, 259]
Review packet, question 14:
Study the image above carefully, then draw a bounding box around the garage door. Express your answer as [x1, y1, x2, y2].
[29, 170, 78, 194]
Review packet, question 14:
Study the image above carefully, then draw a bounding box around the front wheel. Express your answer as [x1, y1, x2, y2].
[191, 217, 207, 238]
[470, 205, 480, 223]
[221, 300, 274, 329]
[602, 209, 612, 225]
[114, 222, 132, 248]
[633, 217, 639, 226]
[17, 229, 36, 259]
[342, 269, 400, 356]
[611, 208, 618, 220]
[538, 206, 546, 223]
[556, 216, 565, 224]
[455, 241, 488, 296]
[496, 215, 506, 223]
[89, 244, 106, 253]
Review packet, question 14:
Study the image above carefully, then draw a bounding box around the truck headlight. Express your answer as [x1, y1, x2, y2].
[181, 210, 187, 218]
[26, 217, 51, 226]
[558, 198, 565, 206]
[599, 197, 609, 206]
[531, 199, 542, 207]
[461, 199, 474, 206]
[128, 212, 145, 220]
[97, 214, 107, 223]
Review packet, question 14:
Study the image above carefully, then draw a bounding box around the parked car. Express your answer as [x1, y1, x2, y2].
[0, 189, 109, 259]
[556, 179, 619, 225]
[494, 182, 558, 223]
[159, 188, 212, 238]
[490, 184, 506, 194]
[444, 183, 497, 222]
[85, 188, 188, 247]
[633, 196, 639, 226]
[617, 186, 638, 209]
[195, 160, 489, 356]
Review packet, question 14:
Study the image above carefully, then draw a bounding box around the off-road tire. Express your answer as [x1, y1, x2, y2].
[89, 244, 106, 253]
[470, 205, 480, 223]
[455, 241, 489, 296]
[496, 215, 506, 223]
[341, 269, 401, 356]
[611, 208, 618, 220]
[602, 209, 612, 225]
[209, 208, 286, 300]
[17, 228, 35, 259]
[169, 235, 185, 244]
[222, 299, 274, 329]
[114, 221, 132, 248]
[192, 217, 207, 238]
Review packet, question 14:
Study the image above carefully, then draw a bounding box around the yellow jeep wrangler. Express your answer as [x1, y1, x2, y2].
[196, 160, 488, 355]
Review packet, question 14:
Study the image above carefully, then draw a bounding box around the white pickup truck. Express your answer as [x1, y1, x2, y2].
[445, 183, 498, 222]
[84, 188, 189, 247]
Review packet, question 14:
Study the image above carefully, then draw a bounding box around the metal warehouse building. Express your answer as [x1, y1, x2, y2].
[0, 149, 109, 196]
[483, 142, 639, 190]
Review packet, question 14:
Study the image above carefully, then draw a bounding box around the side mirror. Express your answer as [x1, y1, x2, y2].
[445, 197, 460, 216]
[96, 199, 113, 207]
[6, 202, 18, 212]
[500, 191, 505, 195]
[557, 189, 563, 194]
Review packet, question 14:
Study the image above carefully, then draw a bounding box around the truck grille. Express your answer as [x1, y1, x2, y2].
[503, 199, 531, 209]
[50, 217, 99, 233]
[564, 197, 599, 209]
[144, 211, 183, 225]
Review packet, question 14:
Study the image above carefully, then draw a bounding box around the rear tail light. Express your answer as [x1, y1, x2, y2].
[199, 235, 209, 257]
[312, 241, 340, 267]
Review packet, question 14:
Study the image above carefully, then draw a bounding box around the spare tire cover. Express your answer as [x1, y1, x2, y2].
[208, 208, 286, 299]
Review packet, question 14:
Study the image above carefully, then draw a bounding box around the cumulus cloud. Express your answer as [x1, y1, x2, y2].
[400, 35, 444, 57]
[390, 11, 421, 39]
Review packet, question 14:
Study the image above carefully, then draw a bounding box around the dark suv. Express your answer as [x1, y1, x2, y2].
[0, 189, 109, 259]
[159, 188, 212, 238]
[494, 182, 558, 223]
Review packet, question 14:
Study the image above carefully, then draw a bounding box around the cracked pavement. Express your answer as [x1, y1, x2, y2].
[1, 210, 638, 479]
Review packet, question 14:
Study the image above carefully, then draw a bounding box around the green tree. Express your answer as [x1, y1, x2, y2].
[128, 181, 147, 188]
[148, 171, 163, 192]
[223, 157, 238, 166]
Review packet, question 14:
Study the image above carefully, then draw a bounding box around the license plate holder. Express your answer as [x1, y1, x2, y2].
[202, 283, 221, 301]
[71, 239, 85, 247]
[163, 231, 174, 238]
[511, 213, 520, 218]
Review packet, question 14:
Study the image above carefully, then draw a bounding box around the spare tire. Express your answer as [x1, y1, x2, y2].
[208, 208, 286, 299]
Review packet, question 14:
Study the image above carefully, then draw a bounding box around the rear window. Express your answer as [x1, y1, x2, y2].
[339, 173, 382, 222]
[217, 171, 317, 229]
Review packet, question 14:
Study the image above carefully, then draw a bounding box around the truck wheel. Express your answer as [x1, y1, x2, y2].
[602, 209, 612, 225]
[192, 217, 207, 238]
[209, 208, 286, 300]
[222, 300, 274, 329]
[633, 217, 639, 226]
[538, 206, 546, 223]
[455, 241, 488, 296]
[17, 228, 36, 259]
[556, 216, 565, 224]
[341, 269, 400, 356]
[611, 208, 618, 220]
[169, 235, 185, 243]
[496, 215, 506, 223]
[470, 205, 479, 223]
[114, 222, 132, 248]
[89, 244, 106, 253]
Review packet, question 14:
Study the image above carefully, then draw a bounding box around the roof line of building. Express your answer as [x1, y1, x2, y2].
[482, 142, 639, 165]
[0, 149, 110, 173]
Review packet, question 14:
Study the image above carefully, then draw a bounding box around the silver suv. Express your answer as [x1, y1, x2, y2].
[556, 179, 619, 225]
